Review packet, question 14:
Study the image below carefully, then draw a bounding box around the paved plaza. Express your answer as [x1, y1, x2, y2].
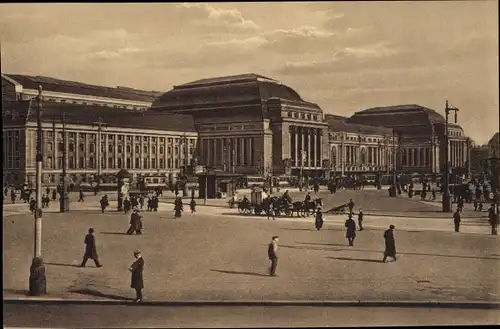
[3, 188, 499, 303]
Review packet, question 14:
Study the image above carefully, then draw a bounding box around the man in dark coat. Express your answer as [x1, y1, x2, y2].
[382, 225, 397, 262]
[453, 209, 461, 232]
[357, 209, 364, 231]
[348, 198, 355, 214]
[174, 197, 183, 218]
[10, 189, 16, 204]
[100, 196, 108, 213]
[139, 195, 145, 209]
[268, 236, 279, 276]
[45, 187, 50, 196]
[78, 190, 85, 202]
[129, 250, 144, 303]
[127, 209, 143, 235]
[315, 208, 323, 231]
[345, 214, 357, 246]
[488, 204, 498, 235]
[190, 198, 196, 213]
[52, 189, 57, 201]
[80, 228, 102, 267]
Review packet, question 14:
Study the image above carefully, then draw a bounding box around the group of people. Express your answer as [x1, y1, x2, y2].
[80, 227, 144, 303]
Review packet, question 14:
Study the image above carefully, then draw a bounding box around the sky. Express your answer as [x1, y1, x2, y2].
[1, 1, 498, 144]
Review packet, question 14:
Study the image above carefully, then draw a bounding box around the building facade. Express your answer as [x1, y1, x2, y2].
[325, 115, 398, 176]
[347, 104, 471, 175]
[150, 74, 329, 177]
[488, 132, 499, 158]
[2, 101, 196, 188]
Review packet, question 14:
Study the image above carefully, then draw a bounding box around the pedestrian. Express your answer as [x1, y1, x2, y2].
[80, 228, 102, 268]
[100, 196, 108, 213]
[457, 198, 464, 213]
[268, 236, 279, 277]
[488, 205, 498, 235]
[174, 197, 183, 218]
[52, 189, 57, 201]
[348, 198, 355, 214]
[474, 199, 478, 211]
[139, 194, 144, 209]
[10, 189, 16, 204]
[382, 225, 397, 262]
[267, 200, 275, 220]
[152, 196, 159, 212]
[29, 198, 36, 214]
[127, 209, 143, 235]
[129, 250, 144, 303]
[344, 214, 356, 246]
[45, 187, 50, 196]
[190, 198, 196, 213]
[314, 207, 323, 231]
[124, 197, 131, 214]
[78, 190, 85, 202]
[453, 208, 461, 232]
[358, 209, 364, 231]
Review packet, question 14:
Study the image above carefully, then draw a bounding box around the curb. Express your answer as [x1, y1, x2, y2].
[3, 298, 500, 309]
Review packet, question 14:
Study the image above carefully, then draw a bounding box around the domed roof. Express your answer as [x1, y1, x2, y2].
[151, 73, 315, 112]
[347, 104, 450, 135]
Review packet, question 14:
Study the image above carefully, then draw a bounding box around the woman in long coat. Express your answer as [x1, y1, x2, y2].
[129, 250, 144, 303]
[344, 214, 357, 246]
[382, 225, 397, 262]
[174, 197, 183, 218]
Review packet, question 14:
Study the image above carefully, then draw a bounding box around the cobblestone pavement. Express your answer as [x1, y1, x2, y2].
[4, 304, 499, 328]
[4, 207, 499, 302]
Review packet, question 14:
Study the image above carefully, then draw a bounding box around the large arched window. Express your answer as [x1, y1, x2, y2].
[360, 148, 367, 165]
[331, 146, 337, 167]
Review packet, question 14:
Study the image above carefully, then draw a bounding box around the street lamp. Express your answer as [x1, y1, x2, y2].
[29, 85, 47, 296]
[53, 113, 69, 212]
[389, 127, 398, 197]
[92, 117, 107, 195]
[442, 100, 459, 212]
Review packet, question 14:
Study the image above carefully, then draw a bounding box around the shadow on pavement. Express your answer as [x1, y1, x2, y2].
[296, 241, 348, 247]
[280, 244, 332, 251]
[281, 228, 316, 231]
[69, 288, 132, 301]
[327, 256, 383, 263]
[100, 232, 129, 235]
[45, 262, 80, 268]
[210, 269, 270, 277]
[334, 247, 500, 261]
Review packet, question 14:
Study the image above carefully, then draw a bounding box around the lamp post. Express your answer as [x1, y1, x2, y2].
[442, 100, 459, 213]
[29, 85, 46, 296]
[92, 117, 106, 195]
[54, 112, 69, 212]
[389, 127, 397, 197]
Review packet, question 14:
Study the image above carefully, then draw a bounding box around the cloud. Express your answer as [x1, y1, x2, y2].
[175, 3, 259, 32]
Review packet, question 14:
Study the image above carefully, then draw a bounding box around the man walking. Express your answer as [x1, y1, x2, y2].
[127, 209, 143, 235]
[382, 225, 397, 263]
[357, 209, 364, 231]
[129, 250, 144, 303]
[453, 208, 461, 233]
[345, 214, 357, 246]
[78, 190, 85, 202]
[268, 236, 279, 277]
[488, 204, 498, 235]
[80, 228, 102, 268]
[348, 198, 355, 214]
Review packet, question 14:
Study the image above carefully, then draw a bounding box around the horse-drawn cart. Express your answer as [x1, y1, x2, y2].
[237, 188, 268, 214]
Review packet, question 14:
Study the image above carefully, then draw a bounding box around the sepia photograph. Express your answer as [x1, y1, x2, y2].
[1, 1, 499, 327]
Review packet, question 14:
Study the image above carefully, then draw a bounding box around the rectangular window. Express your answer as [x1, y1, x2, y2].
[88, 157, 95, 169]
[117, 158, 122, 168]
[68, 157, 75, 169]
[126, 158, 131, 168]
[108, 158, 114, 168]
[79, 157, 85, 168]
[135, 158, 140, 168]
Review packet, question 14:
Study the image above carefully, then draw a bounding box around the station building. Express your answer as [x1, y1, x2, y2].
[347, 104, 472, 175]
[2, 74, 197, 187]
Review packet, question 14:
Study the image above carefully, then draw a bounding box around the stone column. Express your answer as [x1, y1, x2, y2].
[312, 129, 317, 168]
[294, 127, 299, 167]
[300, 127, 305, 167]
[164, 138, 168, 170]
[318, 129, 322, 168]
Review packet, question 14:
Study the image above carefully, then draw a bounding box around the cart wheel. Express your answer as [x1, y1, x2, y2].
[238, 207, 244, 214]
[285, 209, 292, 216]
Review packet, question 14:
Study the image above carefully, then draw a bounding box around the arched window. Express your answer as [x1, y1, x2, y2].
[331, 146, 337, 167]
[360, 148, 367, 165]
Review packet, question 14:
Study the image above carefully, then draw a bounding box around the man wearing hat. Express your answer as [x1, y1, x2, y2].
[129, 250, 144, 303]
[382, 225, 397, 262]
[80, 228, 102, 268]
[314, 207, 323, 231]
[358, 208, 364, 231]
[127, 208, 143, 235]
